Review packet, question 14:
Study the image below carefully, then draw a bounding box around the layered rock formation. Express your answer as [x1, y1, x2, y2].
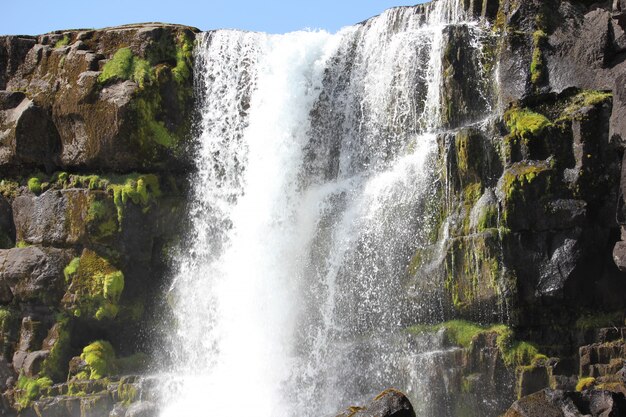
[0, 23, 197, 416]
[405, 0, 626, 415]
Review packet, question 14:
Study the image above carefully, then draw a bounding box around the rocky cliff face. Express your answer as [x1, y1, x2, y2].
[2, 1, 626, 417]
[405, 0, 626, 415]
[0, 24, 198, 416]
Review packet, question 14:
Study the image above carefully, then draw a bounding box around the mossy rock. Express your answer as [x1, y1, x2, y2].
[498, 161, 554, 230]
[61, 249, 125, 321]
[443, 231, 508, 317]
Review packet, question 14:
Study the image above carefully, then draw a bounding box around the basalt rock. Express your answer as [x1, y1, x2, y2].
[0, 23, 199, 174]
[335, 389, 416, 417]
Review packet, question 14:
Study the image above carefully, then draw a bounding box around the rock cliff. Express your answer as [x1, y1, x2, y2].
[0, 23, 198, 416]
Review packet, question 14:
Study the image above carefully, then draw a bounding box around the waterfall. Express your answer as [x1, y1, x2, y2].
[160, 0, 493, 416]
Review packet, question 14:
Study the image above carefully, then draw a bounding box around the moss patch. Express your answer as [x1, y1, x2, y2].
[80, 341, 117, 380]
[576, 311, 623, 330]
[172, 33, 193, 84]
[576, 377, 596, 391]
[62, 250, 125, 320]
[15, 375, 53, 410]
[505, 108, 552, 140]
[39, 318, 72, 382]
[27, 177, 42, 195]
[54, 35, 70, 48]
[407, 320, 540, 368]
[560, 90, 612, 119]
[530, 30, 547, 86]
[99, 48, 153, 87]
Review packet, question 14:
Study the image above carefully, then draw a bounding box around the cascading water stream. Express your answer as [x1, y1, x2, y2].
[159, 1, 494, 416]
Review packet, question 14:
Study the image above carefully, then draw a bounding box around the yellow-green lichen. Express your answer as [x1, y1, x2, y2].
[27, 177, 42, 194]
[504, 108, 552, 141]
[576, 377, 596, 392]
[98, 48, 153, 87]
[62, 250, 125, 321]
[64, 257, 81, 283]
[54, 34, 70, 48]
[80, 341, 117, 380]
[530, 30, 547, 86]
[407, 321, 540, 368]
[560, 90, 612, 119]
[172, 33, 193, 84]
[15, 375, 53, 410]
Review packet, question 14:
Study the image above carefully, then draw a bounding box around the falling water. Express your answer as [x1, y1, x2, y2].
[160, 1, 494, 416]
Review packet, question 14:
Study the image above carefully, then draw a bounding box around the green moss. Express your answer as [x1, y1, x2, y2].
[52, 171, 69, 186]
[64, 257, 81, 284]
[80, 341, 117, 380]
[108, 174, 161, 226]
[505, 108, 552, 140]
[477, 205, 498, 232]
[27, 177, 42, 194]
[134, 95, 176, 148]
[117, 382, 138, 406]
[15, 375, 53, 409]
[87, 199, 118, 239]
[501, 161, 552, 223]
[116, 352, 148, 374]
[0, 308, 18, 359]
[494, 325, 540, 367]
[530, 30, 547, 86]
[39, 318, 72, 382]
[172, 34, 193, 84]
[54, 34, 70, 48]
[560, 90, 612, 118]
[441, 320, 486, 348]
[407, 320, 540, 368]
[98, 47, 153, 87]
[576, 377, 596, 392]
[63, 250, 124, 320]
[576, 311, 623, 330]
[407, 250, 423, 276]
[0, 179, 19, 199]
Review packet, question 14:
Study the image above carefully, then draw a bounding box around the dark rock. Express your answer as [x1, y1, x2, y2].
[0, 359, 13, 391]
[336, 389, 415, 417]
[32, 395, 82, 417]
[13, 189, 97, 246]
[502, 389, 626, 417]
[0, 195, 13, 249]
[0, 246, 74, 304]
[517, 366, 550, 398]
[0, 94, 61, 172]
[440, 25, 492, 128]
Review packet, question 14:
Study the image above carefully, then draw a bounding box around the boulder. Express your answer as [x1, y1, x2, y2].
[0, 246, 74, 304]
[0, 92, 61, 172]
[503, 389, 626, 417]
[335, 389, 415, 417]
[13, 189, 102, 246]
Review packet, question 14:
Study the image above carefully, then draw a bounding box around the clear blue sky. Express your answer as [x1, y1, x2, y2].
[3, 1, 429, 36]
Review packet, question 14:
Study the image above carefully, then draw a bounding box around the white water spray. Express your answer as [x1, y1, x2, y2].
[160, 1, 492, 416]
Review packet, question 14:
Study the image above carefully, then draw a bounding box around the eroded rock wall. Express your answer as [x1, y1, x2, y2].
[0, 23, 198, 416]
